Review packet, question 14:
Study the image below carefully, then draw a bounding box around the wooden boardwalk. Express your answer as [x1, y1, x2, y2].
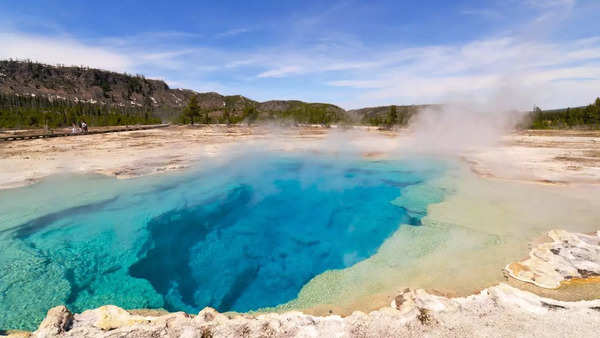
[0, 124, 170, 142]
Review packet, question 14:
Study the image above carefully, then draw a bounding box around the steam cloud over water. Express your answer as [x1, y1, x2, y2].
[408, 102, 527, 154]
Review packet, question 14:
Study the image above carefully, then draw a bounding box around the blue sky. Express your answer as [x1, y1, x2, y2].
[1, 0, 599, 109]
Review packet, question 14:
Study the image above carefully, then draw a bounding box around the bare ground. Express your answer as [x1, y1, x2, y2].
[465, 129, 600, 184]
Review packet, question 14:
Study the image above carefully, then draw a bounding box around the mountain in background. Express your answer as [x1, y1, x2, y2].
[1, 60, 598, 130]
[0, 60, 354, 127]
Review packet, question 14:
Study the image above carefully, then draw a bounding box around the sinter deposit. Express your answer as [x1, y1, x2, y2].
[506, 230, 600, 288]
[26, 282, 600, 337]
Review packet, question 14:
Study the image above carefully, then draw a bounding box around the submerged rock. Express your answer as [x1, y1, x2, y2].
[505, 229, 600, 288]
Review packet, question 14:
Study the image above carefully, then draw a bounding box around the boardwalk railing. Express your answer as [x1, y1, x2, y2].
[0, 124, 170, 142]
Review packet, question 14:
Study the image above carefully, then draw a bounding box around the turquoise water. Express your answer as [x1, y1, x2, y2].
[0, 152, 445, 330]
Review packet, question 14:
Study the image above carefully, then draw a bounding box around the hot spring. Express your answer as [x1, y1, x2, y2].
[0, 151, 447, 330]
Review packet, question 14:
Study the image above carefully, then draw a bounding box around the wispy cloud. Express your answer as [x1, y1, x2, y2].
[2, 28, 599, 109]
[523, 0, 576, 24]
[99, 31, 202, 47]
[524, 0, 575, 9]
[325, 36, 600, 109]
[460, 8, 503, 20]
[215, 27, 252, 39]
[0, 32, 132, 71]
[0, 0, 597, 111]
[257, 66, 303, 78]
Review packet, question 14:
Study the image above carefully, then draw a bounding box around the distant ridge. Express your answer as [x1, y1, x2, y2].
[0, 59, 431, 127]
[5, 59, 595, 130]
[0, 60, 347, 124]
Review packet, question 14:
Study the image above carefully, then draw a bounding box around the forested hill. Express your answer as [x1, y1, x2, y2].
[2, 60, 598, 130]
[0, 60, 211, 122]
[0, 60, 346, 128]
[529, 98, 600, 129]
[347, 104, 440, 126]
[0, 60, 438, 129]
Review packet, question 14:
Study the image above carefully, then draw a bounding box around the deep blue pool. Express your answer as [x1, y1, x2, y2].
[0, 152, 445, 330]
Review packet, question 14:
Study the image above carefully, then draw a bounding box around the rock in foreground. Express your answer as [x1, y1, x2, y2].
[24, 283, 600, 337]
[505, 230, 600, 288]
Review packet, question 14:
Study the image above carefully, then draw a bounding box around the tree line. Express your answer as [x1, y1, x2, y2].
[176, 95, 257, 125]
[530, 98, 600, 129]
[0, 93, 161, 129]
[179, 95, 344, 125]
[5, 90, 598, 130]
[362, 105, 417, 128]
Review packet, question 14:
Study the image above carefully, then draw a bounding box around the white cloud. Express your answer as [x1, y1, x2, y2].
[525, 0, 575, 8]
[1, 24, 599, 110]
[215, 27, 251, 39]
[460, 8, 503, 20]
[257, 65, 303, 78]
[0, 32, 132, 72]
[323, 36, 600, 109]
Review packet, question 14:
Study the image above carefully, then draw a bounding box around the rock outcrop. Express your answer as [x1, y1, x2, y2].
[33, 306, 72, 337]
[505, 230, 600, 288]
[24, 283, 600, 337]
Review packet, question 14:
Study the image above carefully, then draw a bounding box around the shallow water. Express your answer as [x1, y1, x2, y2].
[0, 152, 446, 330]
[284, 164, 600, 316]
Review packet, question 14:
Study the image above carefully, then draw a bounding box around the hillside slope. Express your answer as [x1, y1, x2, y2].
[0, 60, 347, 127]
[2, 60, 599, 130]
[347, 104, 439, 125]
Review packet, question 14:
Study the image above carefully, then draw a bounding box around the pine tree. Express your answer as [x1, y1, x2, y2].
[385, 105, 398, 128]
[184, 95, 200, 125]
